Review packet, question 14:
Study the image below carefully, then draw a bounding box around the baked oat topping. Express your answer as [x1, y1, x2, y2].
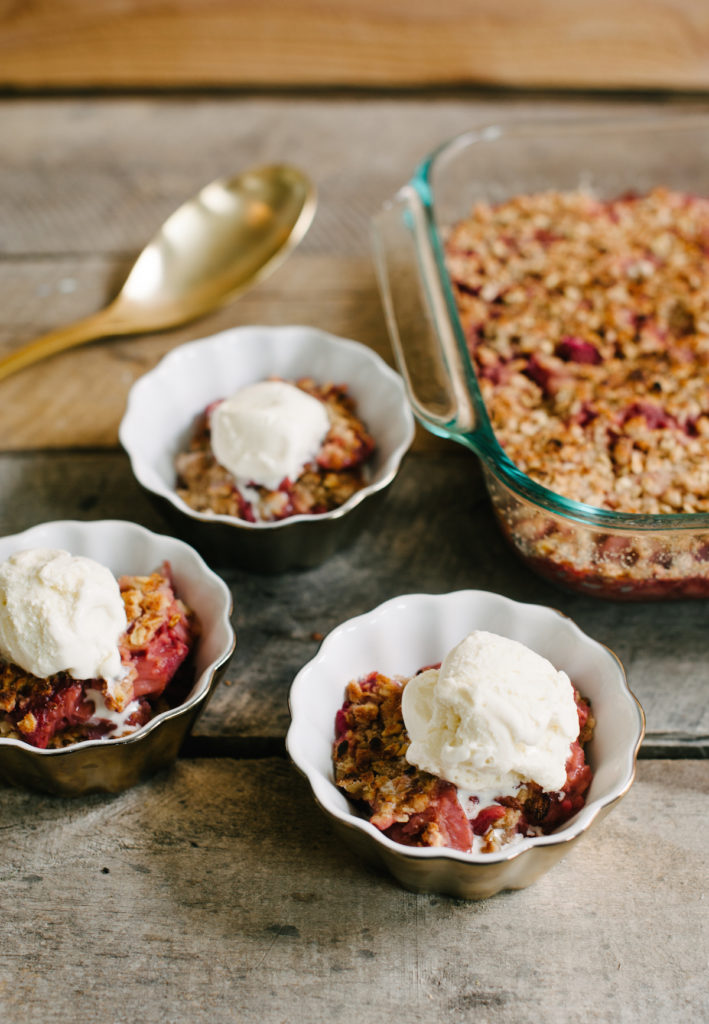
[446, 187, 709, 516]
[120, 568, 190, 654]
[333, 672, 441, 831]
[175, 377, 375, 522]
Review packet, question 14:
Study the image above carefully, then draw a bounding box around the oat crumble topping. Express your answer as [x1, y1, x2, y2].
[446, 187, 709, 516]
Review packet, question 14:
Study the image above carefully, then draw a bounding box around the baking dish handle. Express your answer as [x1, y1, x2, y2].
[372, 185, 477, 439]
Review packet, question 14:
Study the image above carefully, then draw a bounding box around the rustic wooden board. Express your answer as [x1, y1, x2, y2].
[2, 1, 709, 91]
[0, 93, 697, 451]
[0, 90, 705, 1024]
[0, 759, 706, 1024]
[0, 450, 705, 753]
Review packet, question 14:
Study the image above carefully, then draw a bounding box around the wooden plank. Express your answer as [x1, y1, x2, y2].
[2, 1, 709, 91]
[0, 450, 706, 753]
[0, 93, 672, 259]
[0, 758, 706, 1023]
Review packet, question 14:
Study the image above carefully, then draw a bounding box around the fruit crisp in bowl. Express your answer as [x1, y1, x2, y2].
[175, 377, 375, 523]
[119, 326, 414, 572]
[333, 632, 594, 855]
[287, 589, 644, 898]
[0, 550, 197, 749]
[0, 520, 234, 796]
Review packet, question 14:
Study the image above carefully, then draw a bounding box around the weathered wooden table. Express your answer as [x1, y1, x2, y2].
[0, 93, 707, 1024]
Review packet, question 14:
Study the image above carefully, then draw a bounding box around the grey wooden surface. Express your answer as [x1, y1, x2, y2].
[0, 92, 708, 1024]
[0, 759, 707, 1024]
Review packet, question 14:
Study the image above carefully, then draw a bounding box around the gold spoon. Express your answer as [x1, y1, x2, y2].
[0, 164, 316, 382]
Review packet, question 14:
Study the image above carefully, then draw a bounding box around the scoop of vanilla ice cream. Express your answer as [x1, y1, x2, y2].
[0, 548, 127, 684]
[401, 630, 579, 796]
[210, 380, 330, 490]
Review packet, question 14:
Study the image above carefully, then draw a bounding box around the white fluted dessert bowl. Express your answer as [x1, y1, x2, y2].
[119, 325, 415, 571]
[0, 519, 234, 796]
[287, 589, 644, 899]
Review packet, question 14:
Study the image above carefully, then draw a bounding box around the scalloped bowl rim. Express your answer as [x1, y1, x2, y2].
[119, 325, 415, 531]
[287, 589, 645, 865]
[0, 519, 235, 757]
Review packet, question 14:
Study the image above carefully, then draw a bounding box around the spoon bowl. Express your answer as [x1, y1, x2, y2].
[0, 164, 315, 381]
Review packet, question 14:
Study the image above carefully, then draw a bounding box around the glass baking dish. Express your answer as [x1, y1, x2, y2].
[373, 115, 709, 599]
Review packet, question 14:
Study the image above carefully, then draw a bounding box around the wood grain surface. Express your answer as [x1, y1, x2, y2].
[2, 1, 709, 91]
[0, 759, 706, 1024]
[0, 94, 707, 746]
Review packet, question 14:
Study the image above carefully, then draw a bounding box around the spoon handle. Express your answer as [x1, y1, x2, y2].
[0, 309, 120, 383]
